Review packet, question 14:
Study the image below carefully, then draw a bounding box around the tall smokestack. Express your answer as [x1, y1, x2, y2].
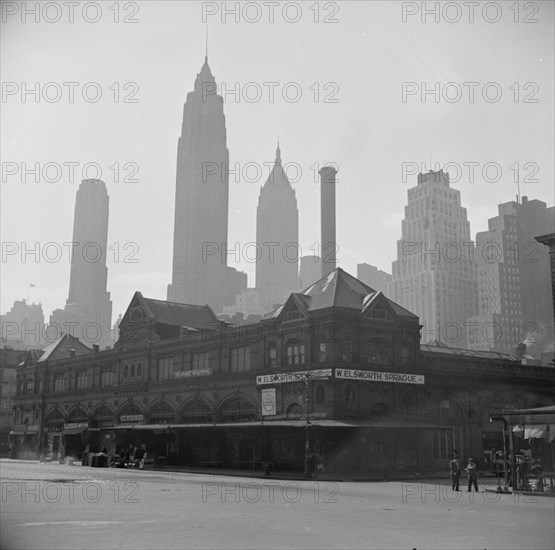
[320, 166, 337, 278]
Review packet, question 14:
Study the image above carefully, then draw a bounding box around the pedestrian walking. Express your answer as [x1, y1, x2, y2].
[449, 452, 461, 491]
[465, 457, 479, 492]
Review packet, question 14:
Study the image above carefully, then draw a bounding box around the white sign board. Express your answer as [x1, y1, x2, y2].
[64, 422, 88, 431]
[256, 369, 332, 386]
[261, 388, 276, 416]
[174, 368, 212, 379]
[120, 414, 144, 422]
[335, 368, 425, 385]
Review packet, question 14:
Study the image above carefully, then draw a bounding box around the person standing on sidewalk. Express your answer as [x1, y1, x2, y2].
[449, 453, 461, 491]
[465, 458, 479, 492]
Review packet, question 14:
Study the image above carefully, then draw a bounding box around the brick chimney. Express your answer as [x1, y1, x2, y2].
[515, 342, 526, 360]
[320, 166, 337, 278]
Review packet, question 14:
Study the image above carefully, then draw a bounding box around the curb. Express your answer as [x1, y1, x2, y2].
[483, 486, 555, 498]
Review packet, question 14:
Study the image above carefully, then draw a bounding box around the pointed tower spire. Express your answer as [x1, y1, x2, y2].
[205, 27, 208, 63]
[275, 140, 281, 165]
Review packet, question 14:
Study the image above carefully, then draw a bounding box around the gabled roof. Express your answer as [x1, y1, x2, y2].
[123, 292, 219, 330]
[299, 268, 419, 320]
[38, 333, 91, 363]
[263, 268, 419, 322]
[19, 349, 42, 367]
[264, 292, 311, 321]
[301, 268, 375, 311]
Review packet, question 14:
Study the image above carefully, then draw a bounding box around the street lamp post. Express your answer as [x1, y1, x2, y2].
[303, 369, 312, 479]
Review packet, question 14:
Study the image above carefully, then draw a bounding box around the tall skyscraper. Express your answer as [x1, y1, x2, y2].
[168, 55, 245, 312]
[467, 196, 554, 360]
[256, 144, 299, 313]
[1, 299, 45, 349]
[389, 169, 478, 347]
[50, 179, 112, 348]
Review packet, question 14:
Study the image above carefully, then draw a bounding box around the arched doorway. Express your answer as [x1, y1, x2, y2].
[44, 408, 65, 460]
[218, 396, 259, 467]
[64, 406, 89, 459]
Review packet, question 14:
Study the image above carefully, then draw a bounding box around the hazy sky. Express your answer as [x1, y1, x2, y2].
[2, 0, 554, 323]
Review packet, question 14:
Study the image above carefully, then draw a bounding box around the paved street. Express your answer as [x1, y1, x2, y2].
[1, 460, 553, 550]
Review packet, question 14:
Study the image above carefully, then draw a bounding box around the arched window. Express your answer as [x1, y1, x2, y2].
[123, 364, 129, 378]
[178, 400, 213, 424]
[219, 397, 257, 423]
[130, 363, 135, 377]
[137, 362, 143, 377]
[367, 340, 390, 365]
[147, 401, 175, 424]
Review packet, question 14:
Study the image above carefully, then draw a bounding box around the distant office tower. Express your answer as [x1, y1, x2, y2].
[50, 179, 112, 348]
[536, 232, 555, 331]
[467, 197, 554, 360]
[1, 299, 45, 349]
[168, 55, 246, 312]
[221, 288, 264, 322]
[389, 170, 478, 347]
[357, 264, 393, 297]
[255, 144, 299, 313]
[320, 166, 337, 278]
[299, 255, 321, 290]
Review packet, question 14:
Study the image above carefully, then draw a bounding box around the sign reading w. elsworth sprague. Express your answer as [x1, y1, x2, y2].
[336, 368, 425, 385]
[256, 369, 332, 385]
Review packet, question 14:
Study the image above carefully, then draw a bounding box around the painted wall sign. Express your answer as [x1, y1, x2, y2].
[174, 368, 212, 379]
[335, 368, 425, 385]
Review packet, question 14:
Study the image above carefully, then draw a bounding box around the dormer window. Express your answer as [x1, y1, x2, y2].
[286, 343, 305, 366]
[368, 341, 389, 365]
[284, 308, 303, 322]
[370, 303, 387, 319]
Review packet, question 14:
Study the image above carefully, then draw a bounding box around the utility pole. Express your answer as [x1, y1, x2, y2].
[303, 369, 312, 479]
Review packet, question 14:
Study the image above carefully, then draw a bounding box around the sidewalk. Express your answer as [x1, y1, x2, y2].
[131, 463, 501, 484]
[483, 482, 555, 498]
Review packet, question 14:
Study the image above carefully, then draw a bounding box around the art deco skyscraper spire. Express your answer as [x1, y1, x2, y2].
[168, 56, 245, 312]
[255, 143, 299, 313]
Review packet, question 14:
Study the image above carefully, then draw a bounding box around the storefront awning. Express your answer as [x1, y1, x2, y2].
[491, 405, 555, 425]
[100, 419, 447, 431]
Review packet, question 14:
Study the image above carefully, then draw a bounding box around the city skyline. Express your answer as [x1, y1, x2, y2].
[2, 1, 554, 326]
